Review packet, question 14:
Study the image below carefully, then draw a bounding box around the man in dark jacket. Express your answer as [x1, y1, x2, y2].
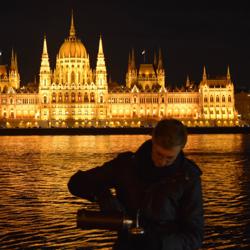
[68, 119, 204, 250]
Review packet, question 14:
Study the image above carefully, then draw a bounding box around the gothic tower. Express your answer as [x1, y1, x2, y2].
[156, 48, 165, 88]
[227, 65, 231, 81]
[9, 49, 20, 89]
[96, 35, 108, 96]
[202, 66, 207, 82]
[95, 35, 108, 119]
[126, 48, 137, 88]
[39, 36, 51, 104]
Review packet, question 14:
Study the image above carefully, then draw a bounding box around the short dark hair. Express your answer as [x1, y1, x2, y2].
[152, 119, 187, 148]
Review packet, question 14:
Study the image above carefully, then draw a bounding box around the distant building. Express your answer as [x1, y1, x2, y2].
[0, 13, 239, 128]
[235, 91, 250, 125]
[0, 49, 20, 92]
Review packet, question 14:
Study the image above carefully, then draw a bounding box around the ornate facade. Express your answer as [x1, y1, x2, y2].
[0, 49, 20, 92]
[0, 14, 239, 128]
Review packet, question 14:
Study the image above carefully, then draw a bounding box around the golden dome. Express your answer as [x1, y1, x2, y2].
[58, 12, 87, 59]
[59, 38, 87, 58]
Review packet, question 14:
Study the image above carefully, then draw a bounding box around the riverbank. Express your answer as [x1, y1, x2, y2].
[0, 126, 250, 136]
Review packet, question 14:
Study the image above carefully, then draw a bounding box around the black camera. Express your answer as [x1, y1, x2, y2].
[77, 209, 144, 234]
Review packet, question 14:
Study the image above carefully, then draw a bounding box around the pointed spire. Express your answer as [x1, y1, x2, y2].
[40, 35, 50, 73]
[186, 75, 190, 87]
[14, 53, 18, 72]
[96, 35, 107, 88]
[202, 66, 207, 80]
[98, 35, 103, 55]
[227, 65, 231, 80]
[131, 48, 136, 69]
[158, 48, 163, 69]
[154, 51, 157, 67]
[43, 35, 48, 55]
[11, 48, 14, 59]
[10, 48, 15, 70]
[9, 49, 18, 72]
[108, 75, 112, 84]
[128, 51, 131, 70]
[69, 10, 76, 38]
[96, 35, 106, 70]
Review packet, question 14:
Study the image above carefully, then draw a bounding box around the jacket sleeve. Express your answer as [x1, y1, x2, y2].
[145, 176, 204, 250]
[67, 156, 119, 201]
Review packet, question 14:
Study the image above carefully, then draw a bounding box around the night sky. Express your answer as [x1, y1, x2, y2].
[1, 0, 250, 89]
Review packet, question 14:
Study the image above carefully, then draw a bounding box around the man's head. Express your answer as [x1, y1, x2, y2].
[151, 119, 187, 167]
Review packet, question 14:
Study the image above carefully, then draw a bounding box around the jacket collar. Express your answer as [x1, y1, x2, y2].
[135, 139, 185, 183]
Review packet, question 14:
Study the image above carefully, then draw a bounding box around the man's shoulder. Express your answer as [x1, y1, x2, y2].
[111, 152, 136, 173]
[182, 157, 202, 178]
[116, 151, 135, 161]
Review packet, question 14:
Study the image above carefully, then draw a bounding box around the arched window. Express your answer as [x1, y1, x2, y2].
[71, 71, 75, 83]
[228, 95, 231, 102]
[90, 92, 95, 102]
[66, 72, 68, 83]
[78, 72, 80, 83]
[52, 92, 56, 103]
[216, 95, 219, 102]
[210, 96, 214, 102]
[65, 92, 69, 102]
[10, 109, 14, 119]
[78, 92, 82, 102]
[84, 92, 89, 103]
[59, 93, 62, 102]
[71, 92, 75, 102]
[100, 96, 103, 103]
[222, 95, 225, 102]
[43, 96, 47, 103]
[204, 96, 208, 102]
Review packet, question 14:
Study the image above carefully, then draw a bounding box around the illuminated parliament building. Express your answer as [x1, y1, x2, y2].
[0, 14, 239, 128]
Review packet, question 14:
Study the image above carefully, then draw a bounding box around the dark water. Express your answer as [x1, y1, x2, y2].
[0, 134, 250, 249]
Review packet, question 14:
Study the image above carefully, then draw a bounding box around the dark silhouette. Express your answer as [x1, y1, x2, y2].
[68, 119, 204, 250]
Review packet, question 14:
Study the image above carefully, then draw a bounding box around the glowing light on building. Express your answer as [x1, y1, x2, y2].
[0, 13, 239, 128]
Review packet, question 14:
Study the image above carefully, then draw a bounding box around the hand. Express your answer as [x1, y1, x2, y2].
[97, 189, 125, 213]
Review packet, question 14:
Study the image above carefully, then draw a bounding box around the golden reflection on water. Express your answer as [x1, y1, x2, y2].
[0, 134, 249, 249]
[185, 134, 250, 248]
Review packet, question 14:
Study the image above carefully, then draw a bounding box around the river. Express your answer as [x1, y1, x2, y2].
[0, 134, 250, 249]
